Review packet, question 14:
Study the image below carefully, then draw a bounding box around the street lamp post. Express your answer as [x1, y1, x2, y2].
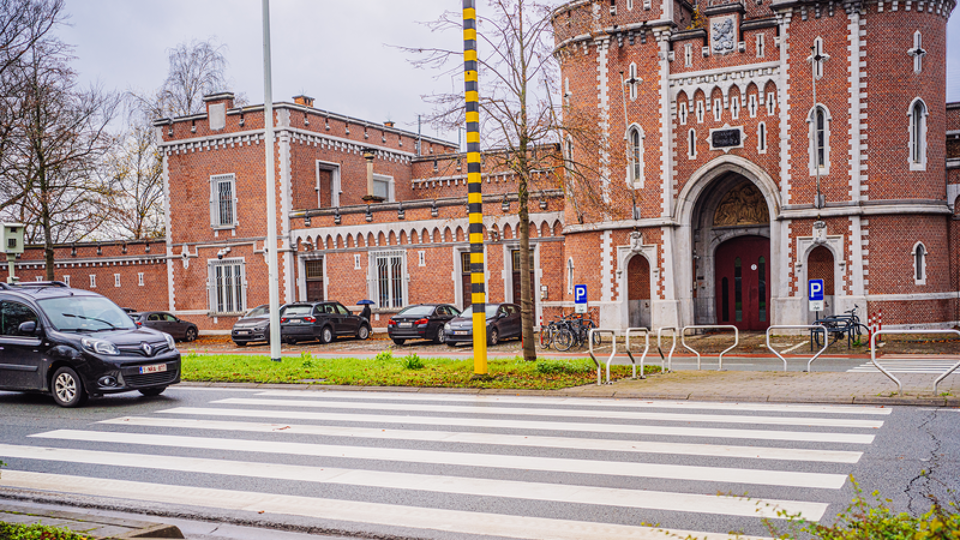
[262, 0, 282, 362]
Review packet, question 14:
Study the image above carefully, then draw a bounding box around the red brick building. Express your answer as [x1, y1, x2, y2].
[5, 0, 958, 334]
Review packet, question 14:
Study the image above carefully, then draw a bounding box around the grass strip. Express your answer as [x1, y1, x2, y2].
[0, 522, 93, 540]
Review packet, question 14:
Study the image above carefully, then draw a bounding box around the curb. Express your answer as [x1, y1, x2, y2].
[0, 504, 184, 539]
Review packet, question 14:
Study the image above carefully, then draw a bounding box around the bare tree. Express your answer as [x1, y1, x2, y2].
[404, 0, 592, 362]
[2, 37, 119, 278]
[157, 39, 230, 117]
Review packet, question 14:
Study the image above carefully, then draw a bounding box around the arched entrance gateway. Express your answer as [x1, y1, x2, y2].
[685, 164, 775, 331]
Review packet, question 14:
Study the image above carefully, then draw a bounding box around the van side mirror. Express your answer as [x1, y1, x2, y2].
[18, 321, 37, 335]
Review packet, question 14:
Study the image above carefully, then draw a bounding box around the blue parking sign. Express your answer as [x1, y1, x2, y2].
[574, 285, 587, 304]
[808, 279, 824, 301]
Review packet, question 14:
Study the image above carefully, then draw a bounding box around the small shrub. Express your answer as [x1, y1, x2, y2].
[375, 350, 393, 363]
[400, 354, 424, 370]
[0, 522, 93, 540]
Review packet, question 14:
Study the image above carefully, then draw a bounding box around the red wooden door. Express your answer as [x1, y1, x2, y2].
[715, 236, 770, 331]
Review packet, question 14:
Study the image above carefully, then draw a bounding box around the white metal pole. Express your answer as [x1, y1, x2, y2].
[262, 0, 281, 361]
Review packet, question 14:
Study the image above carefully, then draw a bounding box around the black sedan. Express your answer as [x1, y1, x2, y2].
[280, 301, 371, 344]
[130, 311, 198, 342]
[444, 303, 521, 347]
[231, 304, 281, 346]
[387, 304, 459, 345]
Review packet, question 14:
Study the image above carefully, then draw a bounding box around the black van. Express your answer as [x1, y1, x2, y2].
[0, 282, 181, 407]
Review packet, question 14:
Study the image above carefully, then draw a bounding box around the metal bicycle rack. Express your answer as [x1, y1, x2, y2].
[870, 329, 960, 396]
[607, 327, 649, 384]
[681, 325, 739, 370]
[765, 325, 828, 372]
[657, 327, 677, 372]
[587, 329, 617, 385]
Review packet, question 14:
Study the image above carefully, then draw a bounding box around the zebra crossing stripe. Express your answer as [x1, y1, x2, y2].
[158, 407, 877, 444]
[30, 430, 849, 489]
[212, 398, 885, 429]
[100, 416, 865, 463]
[0, 471, 772, 540]
[0, 443, 828, 519]
[253, 390, 892, 415]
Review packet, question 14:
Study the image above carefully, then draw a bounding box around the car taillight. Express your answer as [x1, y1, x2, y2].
[280, 318, 287, 323]
[303, 316, 316, 323]
[136, 321, 142, 327]
[415, 318, 429, 325]
[388, 319, 397, 326]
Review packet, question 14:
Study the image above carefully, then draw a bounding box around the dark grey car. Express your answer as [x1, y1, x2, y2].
[280, 301, 371, 344]
[444, 303, 521, 346]
[231, 304, 278, 346]
[130, 311, 198, 342]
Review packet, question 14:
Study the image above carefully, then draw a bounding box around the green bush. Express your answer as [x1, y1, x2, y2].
[374, 350, 393, 363]
[0, 522, 93, 540]
[400, 354, 424, 370]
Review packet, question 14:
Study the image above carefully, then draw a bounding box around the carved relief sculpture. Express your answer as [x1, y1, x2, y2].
[713, 183, 770, 226]
[711, 17, 735, 55]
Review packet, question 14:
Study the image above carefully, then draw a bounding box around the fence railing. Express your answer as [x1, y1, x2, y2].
[657, 326, 677, 372]
[681, 325, 739, 370]
[870, 329, 960, 396]
[587, 329, 617, 385]
[612, 327, 649, 384]
[765, 325, 828, 372]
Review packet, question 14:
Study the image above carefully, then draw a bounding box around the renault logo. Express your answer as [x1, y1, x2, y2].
[141, 342, 153, 356]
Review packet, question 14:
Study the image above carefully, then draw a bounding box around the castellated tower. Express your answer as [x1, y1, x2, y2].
[552, 0, 956, 330]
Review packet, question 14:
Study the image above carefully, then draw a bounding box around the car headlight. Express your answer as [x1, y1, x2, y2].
[444, 323, 451, 331]
[164, 333, 176, 350]
[81, 337, 119, 356]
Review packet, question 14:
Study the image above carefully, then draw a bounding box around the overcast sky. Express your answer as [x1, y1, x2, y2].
[57, 1, 960, 146]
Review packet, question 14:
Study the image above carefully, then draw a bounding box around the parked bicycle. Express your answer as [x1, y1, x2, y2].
[811, 304, 871, 348]
[539, 312, 599, 351]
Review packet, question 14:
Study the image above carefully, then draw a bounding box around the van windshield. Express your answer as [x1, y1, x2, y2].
[39, 296, 137, 332]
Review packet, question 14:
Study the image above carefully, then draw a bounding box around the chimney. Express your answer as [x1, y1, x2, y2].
[293, 95, 314, 107]
[384, 121, 395, 128]
[203, 92, 235, 111]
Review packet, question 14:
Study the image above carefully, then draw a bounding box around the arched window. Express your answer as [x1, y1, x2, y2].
[808, 105, 831, 175]
[908, 98, 927, 170]
[914, 242, 927, 285]
[627, 126, 644, 187]
[757, 122, 767, 153]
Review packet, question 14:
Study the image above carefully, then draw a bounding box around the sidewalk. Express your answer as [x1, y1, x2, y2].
[0, 503, 184, 539]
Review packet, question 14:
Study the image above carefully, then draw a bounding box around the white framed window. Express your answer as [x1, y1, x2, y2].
[316, 161, 341, 208]
[564, 77, 571, 107]
[35, 276, 42, 281]
[628, 63, 638, 100]
[756, 33, 766, 58]
[913, 242, 927, 285]
[908, 97, 927, 170]
[757, 122, 767, 154]
[114, 274, 121, 288]
[373, 174, 395, 202]
[354, 253, 361, 270]
[627, 0, 634, 9]
[418, 250, 426, 267]
[566, 258, 575, 294]
[808, 105, 831, 175]
[688, 129, 697, 159]
[63, 275, 70, 286]
[730, 97, 740, 120]
[89, 275, 96, 288]
[209, 174, 237, 229]
[208, 259, 246, 315]
[766, 92, 776, 115]
[684, 43, 693, 67]
[679, 101, 689, 125]
[908, 31, 925, 74]
[138, 272, 144, 286]
[627, 125, 644, 187]
[712, 98, 722, 121]
[748, 93, 758, 117]
[812, 37, 826, 79]
[696, 100, 705, 123]
[371, 250, 406, 308]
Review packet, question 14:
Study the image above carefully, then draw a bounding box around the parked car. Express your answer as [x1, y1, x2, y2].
[0, 282, 181, 407]
[444, 303, 522, 347]
[387, 304, 459, 345]
[231, 304, 281, 346]
[279, 301, 371, 344]
[129, 311, 198, 342]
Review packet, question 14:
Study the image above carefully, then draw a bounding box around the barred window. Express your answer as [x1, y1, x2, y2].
[210, 174, 237, 228]
[373, 251, 405, 308]
[209, 259, 245, 314]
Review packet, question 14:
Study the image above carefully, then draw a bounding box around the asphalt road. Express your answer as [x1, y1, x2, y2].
[1, 386, 958, 540]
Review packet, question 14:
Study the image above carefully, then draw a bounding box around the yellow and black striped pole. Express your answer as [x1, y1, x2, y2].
[463, 0, 487, 375]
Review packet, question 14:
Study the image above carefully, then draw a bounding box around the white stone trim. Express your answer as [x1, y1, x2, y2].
[601, 230, 613, 302]
[866, 292, 957, 302]
[777, 12, 793, 206]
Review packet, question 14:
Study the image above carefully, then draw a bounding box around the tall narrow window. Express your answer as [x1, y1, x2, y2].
[815, 108, 826, 167]
[564, 77, 571, 107]
[730, 97, 740, 120]
[909, 98, 927, 170]
[696, 100, 705, 123]
[914, 243, 927, 284]
[756, 33, 765, 58]
[628, 127, 643, 186]
[210, 174, 236, 229]
[734, 258, 742, 322]
[748, 94, 758, 117]
[808, 105, 831, 175]
[684, 43, 693, 67]
[679, 101, 689, 125]
[908, 31, 926, 73]
[812, 37, 826, 79]
[688, 129, 697, 159]
[766, 92, 776, 115]
[713, 98, 722, 121]
[628, 63, 638, 100]
[567, 258, 575, 294]
[757, 122, 767, 153]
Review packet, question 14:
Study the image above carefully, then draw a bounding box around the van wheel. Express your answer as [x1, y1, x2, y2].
[52, 367, 86, 408]
[357, 325, 370, 340]
[320, 326, 335, 344]
[139, 387, 166, 397]
[185, 327, 198, 342]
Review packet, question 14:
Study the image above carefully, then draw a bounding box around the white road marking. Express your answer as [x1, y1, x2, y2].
[213, 398, 885, 429]
[158, 407, 877, 444]
[0, 471, 772, 540]
[101, 416, 864, 463]
[0, 444, 827, 519]
[252, 389, 893, 415]
[31, 430, 848, 489]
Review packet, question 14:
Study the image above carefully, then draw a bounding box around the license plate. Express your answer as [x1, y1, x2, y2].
[455, 331, 468, 336]
[237, 330, 250, 335]
[140, 363, 167, 374]
[399, 322, 413, 328]
[288, 319, 301, 324]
